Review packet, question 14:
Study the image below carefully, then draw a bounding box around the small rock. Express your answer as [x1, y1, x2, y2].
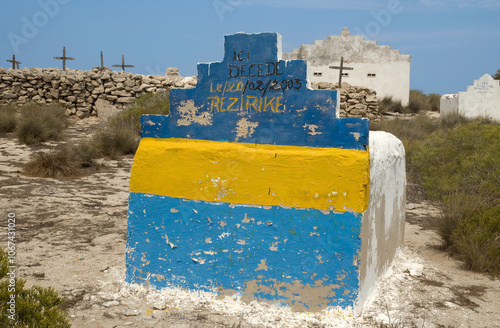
[166, 67, 180, 77]
[102, 300, 120, 308]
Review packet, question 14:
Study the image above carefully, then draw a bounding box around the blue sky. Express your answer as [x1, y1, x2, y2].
[1, 0, 499, 95]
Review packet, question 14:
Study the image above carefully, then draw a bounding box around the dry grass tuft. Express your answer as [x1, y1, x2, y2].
[23, 148, 82, 178]
[16, 103, 67, 145]
[0, 105, 17, 133]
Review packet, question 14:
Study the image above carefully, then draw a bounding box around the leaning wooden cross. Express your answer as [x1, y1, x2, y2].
[329, 56, 353, 89]
[6, 54, 21, 69]
[53, 47, 75, 70]
[112, 55, 134, 72]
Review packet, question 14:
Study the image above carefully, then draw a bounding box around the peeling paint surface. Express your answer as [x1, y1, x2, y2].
[140, 32, 369, 151]
[176, 99, 213, 126]
[129, 138, 370, 213]
[126, 32, 376, 312]
[235, 117, 259, 139]
[126, 193, 362, 310]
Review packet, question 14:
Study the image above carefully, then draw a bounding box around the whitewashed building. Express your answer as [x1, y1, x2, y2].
[440, 74, 500, 121]
[283, 27, 411, 105]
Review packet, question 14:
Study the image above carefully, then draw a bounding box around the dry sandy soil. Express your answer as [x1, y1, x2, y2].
[0, 117, 499, 328]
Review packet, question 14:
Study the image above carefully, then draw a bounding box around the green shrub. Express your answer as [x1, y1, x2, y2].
[370, 115, 441, 144]
[110, 91, 170, 134]
[23, 148, 82, 179]
[437, 192, 484, 249]
[80, 92, 169, 160]
[440, 112, 471, 129]
[427, 93, 441, 112]
[406, 90, 427, 113]
[411, 123, 500, 202]
[378, 96, 404, 114]
[402, 90, 441, 113]
[76, 138, 101, 166]
[90, 125, 139, 159]
[409, 122, 500, 274]
[16, 103, 67, 145]
[0, 248, 70, 327]
[375, 116, 500, 274]
[0, 105, 17, 133]
[452, 206, 500, 274]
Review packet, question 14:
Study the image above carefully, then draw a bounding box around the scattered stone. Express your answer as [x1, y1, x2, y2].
[95, 99, 120, 122]
[102, 300, 120, 308]
[311, 82, 380, 118]
[166, 67, 180, 77]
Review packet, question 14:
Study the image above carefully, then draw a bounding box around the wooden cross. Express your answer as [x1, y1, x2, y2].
[53, 47, 75, 70]
[112, 55, 134, 72]
[7, 54, 21, 69]
[329, 57, 353, 89]
[100, 51, 105, 69]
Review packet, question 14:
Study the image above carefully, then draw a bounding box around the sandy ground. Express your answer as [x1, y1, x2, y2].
[0, 117, 499, 328]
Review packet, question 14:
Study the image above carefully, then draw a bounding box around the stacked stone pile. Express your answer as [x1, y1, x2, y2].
[0, 66, 196, 118]
[312, 82, 380, 119]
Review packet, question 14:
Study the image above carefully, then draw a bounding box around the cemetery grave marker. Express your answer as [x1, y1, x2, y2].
[7, 54, 21, 69]
[53, 47, 75, 71]
[126, 32, 406, 313]
[113, 54, 134, 72]
[440, 73, 500, 122]
[329, 57, 353, 88]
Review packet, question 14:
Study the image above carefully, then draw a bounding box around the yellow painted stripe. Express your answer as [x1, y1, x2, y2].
[130, 138, 370, 212]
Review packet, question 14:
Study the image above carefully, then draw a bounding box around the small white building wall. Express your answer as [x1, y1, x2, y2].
[308, 61, 410, 105]
[283, 28, 411, 106]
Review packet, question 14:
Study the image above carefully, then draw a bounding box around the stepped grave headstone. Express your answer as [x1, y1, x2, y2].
[126, 32, 406, 313]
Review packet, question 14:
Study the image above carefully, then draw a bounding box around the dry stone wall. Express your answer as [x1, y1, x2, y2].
[0, 66, 379, 119]
[0, 67, 196, 118]
[312, 82, 380, 119]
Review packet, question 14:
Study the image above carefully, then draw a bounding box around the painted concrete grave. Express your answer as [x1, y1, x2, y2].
[126, 32, 406, 313]
[441, 73, 500, 122]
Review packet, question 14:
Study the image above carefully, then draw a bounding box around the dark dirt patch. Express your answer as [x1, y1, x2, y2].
[450, 285, 487, 311]
[417, 277, 445, 287]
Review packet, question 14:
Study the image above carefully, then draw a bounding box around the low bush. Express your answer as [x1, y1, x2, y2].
[110, 91, 170, 134]
[440, 112, 471, 129]
[23, 148, 82, 179]
[411, 123, 500, 202]
[0, 105, 17, 133]
[427, 93, 441, 112]
[16, 103, 67, 145]
[378, 96, 404, 114]
[78, 92, 170, 161]
[89, 125, 139, 159]
[452, 206, 500, 274]
[407, 89, 440, 113]
[370, 115, 441, 171]
[410, 122, 500, 273]
[0, 248, 70, 327]
[373, 115, 500, 274]
[378, 90, 441, 114]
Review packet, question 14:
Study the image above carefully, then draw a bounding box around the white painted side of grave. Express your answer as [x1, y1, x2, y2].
[357, 131, 406, 314]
